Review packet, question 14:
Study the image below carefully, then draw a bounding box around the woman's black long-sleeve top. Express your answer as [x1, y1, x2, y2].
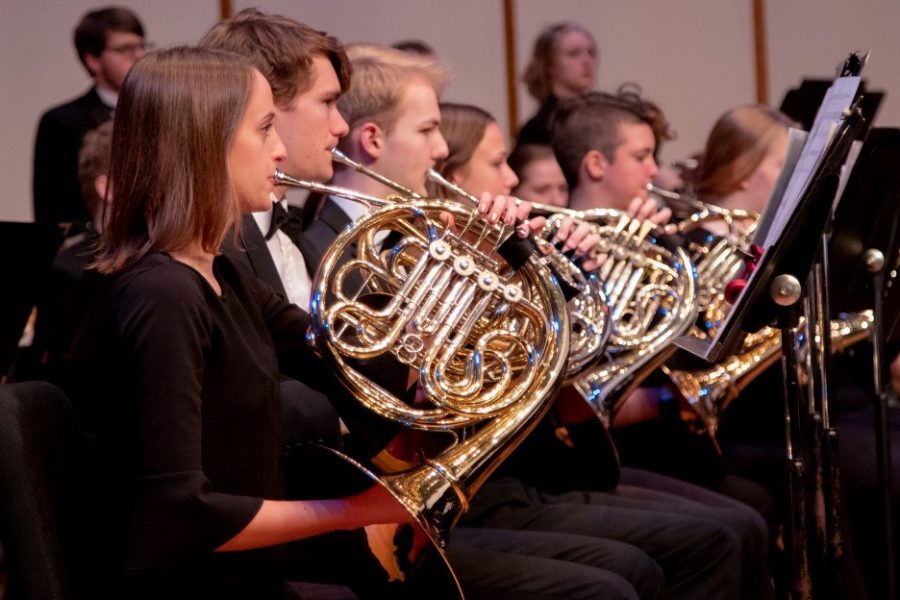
[91, 252, 319, 597]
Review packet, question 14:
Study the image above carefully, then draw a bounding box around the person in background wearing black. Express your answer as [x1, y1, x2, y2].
[516, 22, 597, 147]
[32, 6, 147, 233]
[21, 121, 114, 384]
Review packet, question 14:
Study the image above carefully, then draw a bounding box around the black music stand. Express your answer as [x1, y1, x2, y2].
[746, 108, 864, 600]
[829, 128, 900, 313]
[780, 78, 884, 140]
[827, 126, 900, 599]
[680, 62, 866, 596]
[0, 221, 63, 380]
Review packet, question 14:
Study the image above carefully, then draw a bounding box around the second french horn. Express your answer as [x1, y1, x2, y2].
[528, 200, 699, 424]
[425, 168, 612, 383]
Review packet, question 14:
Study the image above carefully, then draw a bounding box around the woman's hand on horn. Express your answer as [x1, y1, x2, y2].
[627, 196, 677, 235]
[476, 193, 533, 237]
[527, 216, 605, 272]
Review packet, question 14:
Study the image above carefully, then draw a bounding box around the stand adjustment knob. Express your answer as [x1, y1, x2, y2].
[864, 248, 885, 274]
[770, 274, 802, 307]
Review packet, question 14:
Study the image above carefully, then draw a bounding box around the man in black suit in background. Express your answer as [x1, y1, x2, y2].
[32, 6, 146, 230]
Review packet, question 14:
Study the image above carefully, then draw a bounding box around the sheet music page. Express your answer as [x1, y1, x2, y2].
[833, 139, 864, 210]
[675, 76, 860, 362]
[764, 76, 861, 248]
[754, 128, 808, 246]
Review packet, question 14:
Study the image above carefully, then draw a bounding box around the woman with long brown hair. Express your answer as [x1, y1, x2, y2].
[84, 46, 407, 598]
[696, 104, 794, 218]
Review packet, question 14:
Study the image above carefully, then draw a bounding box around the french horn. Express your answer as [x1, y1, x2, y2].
[528, 201, 699, 425]
[664, 310, 873, 440]
[648, 183, 759, 237]
[651, 187, 873, 441]
[274, 164, 570, 597]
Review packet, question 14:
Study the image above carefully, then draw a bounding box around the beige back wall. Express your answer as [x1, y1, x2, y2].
[0, 0, 218, 222]
[514, 1, 756, 168]
[766, 0, 900, 130]
[2, 0, 897, 222]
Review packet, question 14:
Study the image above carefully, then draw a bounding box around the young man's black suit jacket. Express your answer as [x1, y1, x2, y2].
[33, 87, 113, 226]
[295, 197, 352, 279]
[223, 212, 342, 450]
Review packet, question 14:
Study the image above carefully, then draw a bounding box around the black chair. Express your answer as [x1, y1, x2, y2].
[0, 222, 64, 380]
[0, 381, 98, 600]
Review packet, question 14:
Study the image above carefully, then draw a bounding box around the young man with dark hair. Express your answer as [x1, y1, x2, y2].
[552, 91, 662, 213]
[542, 89, 776, 599]
[199, 8, 356, 456]
[200, 8, 351, 313]
[33, 6, 147, 228]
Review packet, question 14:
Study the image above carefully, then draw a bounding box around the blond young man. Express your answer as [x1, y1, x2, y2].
[301, 43, 528, 272]
[302, 42, 672, 600]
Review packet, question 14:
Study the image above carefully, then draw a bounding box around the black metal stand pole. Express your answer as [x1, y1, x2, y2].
[773, 274, 813, 599]
[864, 249, 896, 599]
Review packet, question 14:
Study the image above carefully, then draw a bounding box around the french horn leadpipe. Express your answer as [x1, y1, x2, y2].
[528, 187, 757, 232]
[425, 169, 484, 205]
[527, 200, 610, 223]
[332, 147, 422, 199]
[274, 170, 389, 208]
[273, 168, 443, 252]
[647, 183, 759, 234]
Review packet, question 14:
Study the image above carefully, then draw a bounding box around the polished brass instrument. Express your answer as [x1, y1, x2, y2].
[528, 202, 699, 425]
[664, 310, 874, 439]
[653, 194, 777, 440]
[331, 148, 520, 280]
[649, 189, 873, 440]
[426, 170, 611, 383]
[648, 184, 759, 236]
[274, 168, 569, 592]
[333, 147, 422, 199]
[648, 184, 758, 310]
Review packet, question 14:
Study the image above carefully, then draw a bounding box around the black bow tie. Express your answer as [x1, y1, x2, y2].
[265, 201, 304, 241]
